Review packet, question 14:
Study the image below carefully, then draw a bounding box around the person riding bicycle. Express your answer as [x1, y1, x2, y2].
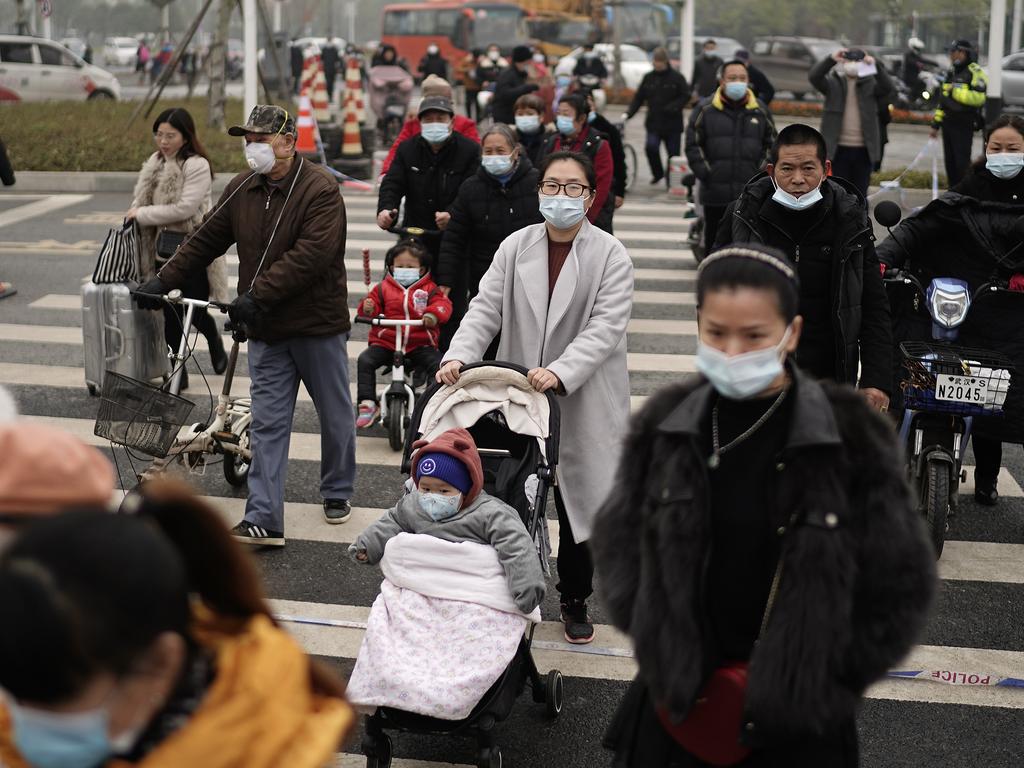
[876, 114, 1024, 507]
[376, 95, 479, 259]
[572, 43, 608, 84]
[355, 240, 453, 429]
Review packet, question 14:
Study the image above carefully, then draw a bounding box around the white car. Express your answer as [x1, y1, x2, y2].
[0, 36, 121, 102]
[555, 43, 652, 91]
[103, 36, 139, 68]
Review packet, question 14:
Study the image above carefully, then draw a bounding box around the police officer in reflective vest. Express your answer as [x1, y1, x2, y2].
[930, 39, 987, 187]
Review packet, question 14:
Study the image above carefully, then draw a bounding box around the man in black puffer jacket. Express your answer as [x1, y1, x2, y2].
[714, 124, 892, 410]
[685, 59, 775, 249]
[623, 47, 690, 186]
[437, 129, 542, 349]
[377, 96, 480, 259]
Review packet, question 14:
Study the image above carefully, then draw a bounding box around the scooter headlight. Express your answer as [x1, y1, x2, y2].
[928, 282, 970, 328]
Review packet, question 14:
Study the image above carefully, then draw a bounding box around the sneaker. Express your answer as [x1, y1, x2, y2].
[560, 599, 595, 644]
[974, 477, 999, 507]
[355, 400, 380, 429]
[324, 498, 352, 524]
[231, 520, 285, 547]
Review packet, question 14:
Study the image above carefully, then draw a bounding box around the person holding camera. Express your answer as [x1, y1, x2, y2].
[809, 48, 894, 197]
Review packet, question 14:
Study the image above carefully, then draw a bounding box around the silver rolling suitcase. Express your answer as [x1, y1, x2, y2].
[82, 280, 168, 396]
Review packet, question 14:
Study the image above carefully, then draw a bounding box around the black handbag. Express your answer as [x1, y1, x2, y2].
[155, 229, 188, 259]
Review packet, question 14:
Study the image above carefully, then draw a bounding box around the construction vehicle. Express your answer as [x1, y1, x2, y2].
[521, 0, 671, 56]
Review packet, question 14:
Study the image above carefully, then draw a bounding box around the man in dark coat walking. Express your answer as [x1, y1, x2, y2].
[377, 96, 480, 259]
[685, 59, 776, 249]
[418, 43, 449, 81]
[492, 45, 539, 125]
[691, 38, 724, 99]
[735, 48, 775, 104]
[713, 124, 892, 410]
[623, 47, 690, 186]
[321, 40, 340, 100]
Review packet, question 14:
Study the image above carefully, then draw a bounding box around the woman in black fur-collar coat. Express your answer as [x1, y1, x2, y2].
[591, 245, 937, 767]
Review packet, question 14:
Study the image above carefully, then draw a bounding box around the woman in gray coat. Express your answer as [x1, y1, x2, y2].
[438, 150, 634, 645]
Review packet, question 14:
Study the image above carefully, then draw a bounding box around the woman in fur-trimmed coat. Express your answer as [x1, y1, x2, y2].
[128, 107, 229, 380]
[592, 245, 937, 767]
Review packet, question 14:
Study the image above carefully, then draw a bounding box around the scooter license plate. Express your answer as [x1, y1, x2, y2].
[934, 374, 988, 404]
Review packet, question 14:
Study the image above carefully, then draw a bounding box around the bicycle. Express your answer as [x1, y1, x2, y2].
[95, 289, 253, 487]
[355, 315, 428, 451]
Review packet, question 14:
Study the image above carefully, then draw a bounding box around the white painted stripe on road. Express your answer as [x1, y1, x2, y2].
[24, 415, 403, 466]
[31, 288, 696, 311]
[0, 194, 92, 229]
[627, 318, 697, 335]
[269, 598, 1024, 708]
[938, 541, 1024, 584]
[334, 757, 471, 768]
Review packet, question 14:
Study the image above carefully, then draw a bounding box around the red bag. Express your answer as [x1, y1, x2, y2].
[657, 663, 752, 766]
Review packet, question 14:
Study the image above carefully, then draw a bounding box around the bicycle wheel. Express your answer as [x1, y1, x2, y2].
[223, 425, 251, 487]
[623, 144, 638, 191]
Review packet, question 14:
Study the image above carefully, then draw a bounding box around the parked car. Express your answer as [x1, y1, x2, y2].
[0, 36, 121, 101]
[1000, 51, 1024, 109]
[750, 35, 842, 99]
[555, 43, 651, 90]
[103, 36, 139, 68]
[666, 35, 745, 62]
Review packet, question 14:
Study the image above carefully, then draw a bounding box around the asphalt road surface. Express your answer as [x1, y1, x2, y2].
[0, 184, 1021, 767]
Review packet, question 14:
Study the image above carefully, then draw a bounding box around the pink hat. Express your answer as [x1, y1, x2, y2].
[0, 423, 115, 517]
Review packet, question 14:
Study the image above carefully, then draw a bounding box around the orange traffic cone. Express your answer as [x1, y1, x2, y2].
[345, 56, 365, 124]
[300, 54, 316, 99]
[341, 90, 363, 156]
[312, 56, 331, 123]
[296, 95, 318, 156]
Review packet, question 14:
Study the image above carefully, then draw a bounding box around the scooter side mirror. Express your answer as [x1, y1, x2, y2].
[874, 200, 903, 229]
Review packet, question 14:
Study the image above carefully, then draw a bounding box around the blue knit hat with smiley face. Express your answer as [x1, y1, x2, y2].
[415, 451, 473, 495]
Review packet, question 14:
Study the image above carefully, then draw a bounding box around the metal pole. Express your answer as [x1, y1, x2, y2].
[161, 5, 171, 43]
[273, 0, 282, 33]
[682, 0, 695, 86]
[987, 0, 1007, 125]
[1013, 0, 1022, 52]
[42, 15, 52, 40]
[243, 0, 259, 118]
[346, 1, 355, 44]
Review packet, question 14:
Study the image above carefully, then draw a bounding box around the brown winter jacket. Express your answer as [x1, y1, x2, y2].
[158, 157, 350, 342]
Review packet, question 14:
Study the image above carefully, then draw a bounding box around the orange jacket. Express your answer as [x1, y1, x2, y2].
[0, 613, 354, 768]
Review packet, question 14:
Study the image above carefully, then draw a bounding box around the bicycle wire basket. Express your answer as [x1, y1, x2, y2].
[94, 371, 195, 458]
[899, 341, 1015, 417]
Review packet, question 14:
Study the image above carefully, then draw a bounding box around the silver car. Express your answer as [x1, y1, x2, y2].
[1001, 52, 1024, 109]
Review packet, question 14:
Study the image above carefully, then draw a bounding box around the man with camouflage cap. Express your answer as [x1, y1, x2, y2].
[138, 104, 356, 546]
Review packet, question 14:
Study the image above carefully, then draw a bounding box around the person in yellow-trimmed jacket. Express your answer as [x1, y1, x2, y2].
[0, 481, 354, 768]
[930, 38, 987, 187]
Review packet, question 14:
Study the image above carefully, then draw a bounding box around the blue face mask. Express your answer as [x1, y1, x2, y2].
[392, 267, 421, 287]
[418, 491, 463, 522]
[515, 114, 541, 134]
[696, 328, 792, 400]
[723, 81, 748, 101]
[481, 154, 514, 177]
[771, 176, 823, 211]
[556, 115, 576, 135]
[539, 195, 587, 229]
[421, 121, 451, 144]
[587, 110, 597, 123]
[9, 700, 114, 768]
[986, 152, 1024, 179]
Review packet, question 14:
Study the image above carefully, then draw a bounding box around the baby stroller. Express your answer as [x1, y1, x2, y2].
[361, 362, 564, 768]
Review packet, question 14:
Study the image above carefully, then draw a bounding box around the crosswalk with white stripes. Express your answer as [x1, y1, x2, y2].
[1, 189, 1023, 766]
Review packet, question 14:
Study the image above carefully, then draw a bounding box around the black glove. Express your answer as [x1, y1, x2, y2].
[134, 277, 166, 310]
[228, 293, 265, 331]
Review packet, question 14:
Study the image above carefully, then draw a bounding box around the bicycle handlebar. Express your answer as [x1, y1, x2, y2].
[131, 289, 231, 313]
[355, 316, 426, 327]
[389, 224, 442, 238]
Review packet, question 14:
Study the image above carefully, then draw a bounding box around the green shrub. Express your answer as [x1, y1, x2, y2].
[1, 98, 256, 173]
[870, 168, 947, 189]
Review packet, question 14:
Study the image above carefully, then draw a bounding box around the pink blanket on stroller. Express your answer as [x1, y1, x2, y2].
[346, 534, 539, 720]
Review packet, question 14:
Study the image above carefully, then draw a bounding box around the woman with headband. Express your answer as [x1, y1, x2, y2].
[592, 244, 936, 767]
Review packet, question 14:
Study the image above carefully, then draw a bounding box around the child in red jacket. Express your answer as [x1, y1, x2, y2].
[356, 239, 453, 428]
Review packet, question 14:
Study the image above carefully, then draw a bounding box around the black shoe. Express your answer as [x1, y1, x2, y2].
[324, 498, 352, 524]
[649, 175, 664, 185]
[974, 477, 999, 507]
[560, 599, 595, 644]
[209, 331, 228, 375]
[231, 520, 285, 546]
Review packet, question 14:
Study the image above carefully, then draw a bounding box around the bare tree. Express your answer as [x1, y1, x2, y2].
[208, 0, 233, 129]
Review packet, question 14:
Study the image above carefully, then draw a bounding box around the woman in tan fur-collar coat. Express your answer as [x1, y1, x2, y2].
[128, 107, 230, 384]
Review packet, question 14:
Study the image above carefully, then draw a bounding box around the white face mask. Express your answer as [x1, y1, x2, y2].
[842, 61, 860, 78]
[771, 175, 823, 211]
[696, 328, 792, 400]
[392, 267, 421, 287]
[244, 141, 277, 175]
[539, 195, 587, 229]
[985, 152, 1024, 179]
[515, 114, 541, 134]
